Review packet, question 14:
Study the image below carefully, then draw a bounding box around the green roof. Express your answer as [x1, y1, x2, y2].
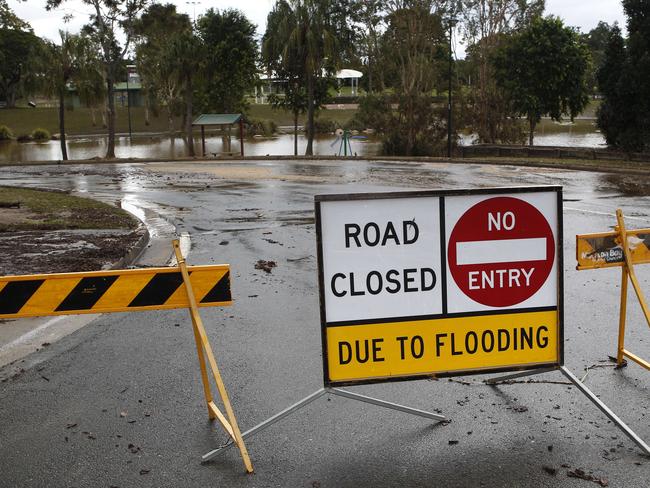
[192, 113, 242, 126]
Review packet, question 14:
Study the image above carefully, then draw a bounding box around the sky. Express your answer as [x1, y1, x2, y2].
[8, 0, 627, 50]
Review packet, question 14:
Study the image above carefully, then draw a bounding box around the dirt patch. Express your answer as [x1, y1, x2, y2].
[0, 186, 137, 231]
[0, 229, 146, 275]
[0, 186, 145, 275]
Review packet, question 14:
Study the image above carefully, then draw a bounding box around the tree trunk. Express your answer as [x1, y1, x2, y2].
[529, 117, 536, 146]
[185, 74, 195, 157]
[167, 107, 175, 139]
[293, 111, 298, 156]
[144, 97, 150, 126]
[59, 90, 68, 161]
[90, 106, 97, 127]
[105, 75, 116, 158]
[305, 74, 315, 156]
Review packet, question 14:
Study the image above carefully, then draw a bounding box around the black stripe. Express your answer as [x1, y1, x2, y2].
[200, 271, 231, 303]
[128, 272, 185, 308]
[55, 276, 118, 312]
[0, 280, 45, 315]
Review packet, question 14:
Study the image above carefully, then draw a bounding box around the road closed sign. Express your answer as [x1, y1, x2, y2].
[315, 187, 563, 386]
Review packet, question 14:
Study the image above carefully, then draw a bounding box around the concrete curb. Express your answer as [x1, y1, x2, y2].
[109, 224, 150, 270]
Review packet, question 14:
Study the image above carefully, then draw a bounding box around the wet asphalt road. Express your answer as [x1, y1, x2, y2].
[0, 159, 649, 487]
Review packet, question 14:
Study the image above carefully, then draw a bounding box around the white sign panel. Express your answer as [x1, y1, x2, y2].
[319, 197, 443, 323]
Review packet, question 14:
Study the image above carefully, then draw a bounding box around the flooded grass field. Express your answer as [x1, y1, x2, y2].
[0, 124, 605, 163]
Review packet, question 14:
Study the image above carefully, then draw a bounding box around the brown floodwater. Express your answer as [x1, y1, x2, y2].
[0, 130, 605, 163]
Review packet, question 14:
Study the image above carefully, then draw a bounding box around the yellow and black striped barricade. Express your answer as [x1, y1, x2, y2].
[0, 240, 253, 473]
[576, 209, 650, 370]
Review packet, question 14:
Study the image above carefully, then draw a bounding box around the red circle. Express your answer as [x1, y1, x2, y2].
[448, 197, 555, 307]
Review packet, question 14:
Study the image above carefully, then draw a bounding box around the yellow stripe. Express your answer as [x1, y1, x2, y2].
[164, 269, 229, 307]
[20, 278, 80, 316]
[91, 274, 154, 311]
[326, 310, 559, 383]
[0, 281, 6, 294]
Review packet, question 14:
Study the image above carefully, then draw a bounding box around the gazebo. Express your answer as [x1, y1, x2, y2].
[192, 113, 244, 157]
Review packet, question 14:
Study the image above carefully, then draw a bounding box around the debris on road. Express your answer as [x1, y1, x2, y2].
[255, 260, 277, 273]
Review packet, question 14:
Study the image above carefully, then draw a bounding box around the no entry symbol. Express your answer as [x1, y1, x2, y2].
[447, 197, 555, 307]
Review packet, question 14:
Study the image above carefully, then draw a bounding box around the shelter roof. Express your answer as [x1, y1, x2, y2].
[192, 114, 243, 126]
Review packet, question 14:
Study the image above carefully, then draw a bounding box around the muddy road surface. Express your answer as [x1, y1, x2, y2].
[0, 159, 649, 487]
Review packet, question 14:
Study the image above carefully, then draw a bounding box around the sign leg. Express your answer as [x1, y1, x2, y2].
[202, 388, 328, 462]
[484, 367, 557, 385]
[559, 366, 650, 456]
[328, 388, 447, 421]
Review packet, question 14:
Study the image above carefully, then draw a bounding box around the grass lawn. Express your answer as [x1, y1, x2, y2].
[0, 186, 138, 231]
[0, 104, 358, 137]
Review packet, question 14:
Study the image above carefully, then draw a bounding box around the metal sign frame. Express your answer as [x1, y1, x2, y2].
[315, 186, 564, 387]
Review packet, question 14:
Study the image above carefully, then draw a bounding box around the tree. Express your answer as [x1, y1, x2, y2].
[596, 1, 650, 152]
[583, 21, 615, 96]
[596, 26, 631, 149]
[164, 31, 203, 157]
[382, 0, 447, 156]
[0, 28, 44, 107]
[493, 16, 590, 146]
[0, 0, 30, 31]
[42, 32, 99, 160]
[459, 0, 544, 143]
[355, 0, 384, 93]
[264, 0, 339, 156]
[47, 0, 148, 159]
[134, 3, 192, 138]
[262, 0, 308, 155]
[196, 8, 257, 114]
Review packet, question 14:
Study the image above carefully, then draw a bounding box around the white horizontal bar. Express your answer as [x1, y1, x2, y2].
[456, 237, 547, 265]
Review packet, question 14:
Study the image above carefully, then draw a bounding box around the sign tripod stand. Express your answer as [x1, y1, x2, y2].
[202, 386, 447, 462]
[204, 187, 650, 465]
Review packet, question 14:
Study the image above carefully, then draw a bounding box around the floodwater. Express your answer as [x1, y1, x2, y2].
[0, 130, 605, 163]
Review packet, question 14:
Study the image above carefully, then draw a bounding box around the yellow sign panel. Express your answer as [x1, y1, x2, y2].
[577, 229, 650, 270]
[0, 265, 231, 319]
[326, 311, 559, 383]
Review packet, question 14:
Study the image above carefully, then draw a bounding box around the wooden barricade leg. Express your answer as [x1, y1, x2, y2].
[615, 210, 650, 370]
[172, 240, 254, 473]
[616, 265, 629, 366]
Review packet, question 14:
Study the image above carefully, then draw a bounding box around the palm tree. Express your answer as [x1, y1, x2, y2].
[265, 0, 338, 156]
[164, 31, 204, 157]
[43, 31, 79, 160]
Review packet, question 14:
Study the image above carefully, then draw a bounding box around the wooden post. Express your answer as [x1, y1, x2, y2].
[616, 264, 629, 366]
[239, 117, 244, 158]
[201, 125, 206, 157]
[172, 240, 254, 473]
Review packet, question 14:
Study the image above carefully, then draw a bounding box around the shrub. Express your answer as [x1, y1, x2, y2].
[16, 133, 33, 142]
[246, 118, 277, 137]
[312, 118, 338, 134]
[0, 125, 13, 140]
[31, 128, 51, 142]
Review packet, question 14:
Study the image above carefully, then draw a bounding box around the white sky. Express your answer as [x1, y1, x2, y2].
[9, 0, 626, 50]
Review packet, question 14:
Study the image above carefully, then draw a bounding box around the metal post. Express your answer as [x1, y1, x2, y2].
[447, 18, 452, 159]
[202, 389, 328, 462]
[126, 70, 132, 141]
[559, 366, 650, 456]
[329, 388, 446, 421]
[239, 117, 244, 157]
[485, 366, 557, 385]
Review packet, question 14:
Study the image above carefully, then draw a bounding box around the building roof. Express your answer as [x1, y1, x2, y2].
[192, 114, 243, 126]
[114, 82, 142, 91]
